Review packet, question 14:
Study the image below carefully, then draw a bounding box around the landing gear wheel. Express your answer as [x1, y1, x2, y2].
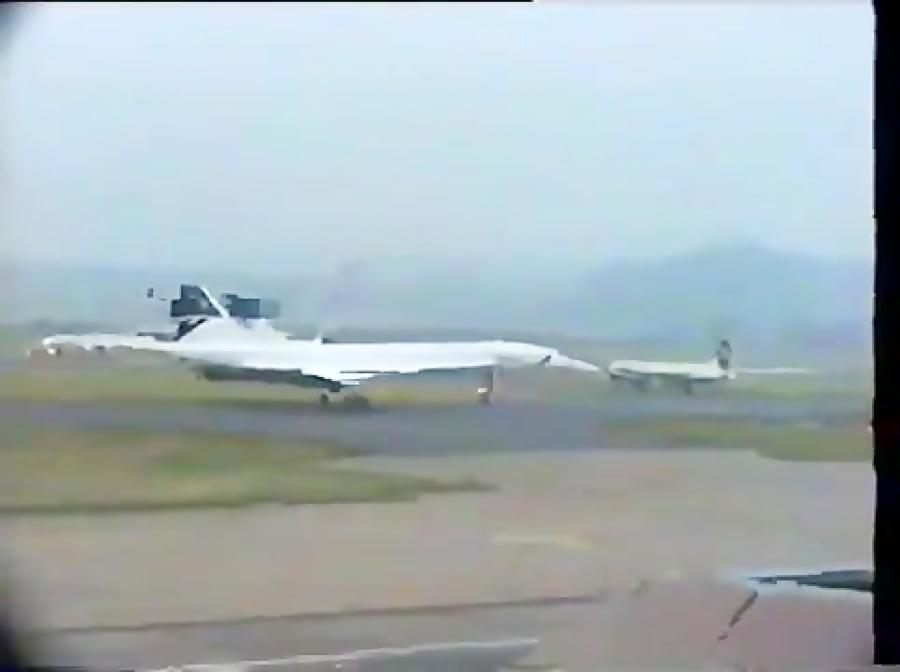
[477, 368, 495, 406]
[342, 393, 372, 410]
[319, 393, 331, 408]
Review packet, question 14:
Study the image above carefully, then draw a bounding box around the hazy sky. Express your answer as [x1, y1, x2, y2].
[4, 2, 873, 274]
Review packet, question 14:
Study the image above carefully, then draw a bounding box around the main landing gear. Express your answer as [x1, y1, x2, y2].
[633, 378, 650, 394]
[477, 368, 495, 406]
[318, 390, 372, 410]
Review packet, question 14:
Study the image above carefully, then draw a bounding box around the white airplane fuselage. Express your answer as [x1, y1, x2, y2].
[605, 340, 737, 394]
[33, 284, 604, 404]
[150, 338, 591, 381]
[38, 313, 599, 401]
[607, 359, 731, 383]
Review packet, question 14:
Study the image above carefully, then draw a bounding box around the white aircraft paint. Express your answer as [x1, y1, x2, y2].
[33, 286, 600, 402]
[606, 340, 810, 394]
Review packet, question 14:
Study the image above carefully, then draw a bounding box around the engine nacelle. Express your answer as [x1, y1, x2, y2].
[197, 365, 255, 382]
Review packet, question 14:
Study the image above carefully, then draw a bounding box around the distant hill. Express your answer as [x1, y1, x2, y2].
[562, 243, 872, 345]
[5, 244, 872, 350]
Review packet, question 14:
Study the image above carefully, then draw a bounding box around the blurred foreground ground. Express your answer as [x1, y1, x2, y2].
[2, 449, 872, 670]
[0, 355, 874, 669]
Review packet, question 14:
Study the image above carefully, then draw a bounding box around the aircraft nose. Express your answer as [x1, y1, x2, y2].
[548, 352, 600, 373]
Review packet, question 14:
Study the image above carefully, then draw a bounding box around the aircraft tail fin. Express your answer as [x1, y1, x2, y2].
[715, 339, 733, 371]
[170, 285, 232, 320]
[168, 285, 236, 342]
[197, 286, 230, 319]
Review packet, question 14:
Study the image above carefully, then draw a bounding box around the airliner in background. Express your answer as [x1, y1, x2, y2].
[31, 285, 600, 406]
[607, 339, 811, 394]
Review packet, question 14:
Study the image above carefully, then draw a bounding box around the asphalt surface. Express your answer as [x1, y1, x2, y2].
[0, 358, 872, 669]
[0, 350, 867, 457]
[25, 597, 600, 671]
[23, 581, 874, 672]
[0, 395, 865, 457]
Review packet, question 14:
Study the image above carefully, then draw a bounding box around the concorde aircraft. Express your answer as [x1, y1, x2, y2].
[32, 285, 600, 406]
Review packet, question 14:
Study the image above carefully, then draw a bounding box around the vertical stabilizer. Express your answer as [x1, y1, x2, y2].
[196, 286, 230, 319]
[715, 339, 733, 371]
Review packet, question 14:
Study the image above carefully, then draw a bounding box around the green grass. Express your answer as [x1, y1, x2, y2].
[0, 327, 31, 357]
[602, 417, 872, 463]
[713, 374, 872, 401]
[0, 361, 487, 407]
[0, 425, 487, 514]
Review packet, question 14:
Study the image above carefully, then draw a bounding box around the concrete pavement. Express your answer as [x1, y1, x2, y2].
[2, 450, 871, 633]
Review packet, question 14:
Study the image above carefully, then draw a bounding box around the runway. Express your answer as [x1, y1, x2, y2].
[0, 395, 865, 457]
[23, 575, 873, 671]
[25, 597, 596, 671]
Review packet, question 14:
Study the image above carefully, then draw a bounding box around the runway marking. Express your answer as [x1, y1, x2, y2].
[140, 637, 539, 671]
[493, 533, 591, 551]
